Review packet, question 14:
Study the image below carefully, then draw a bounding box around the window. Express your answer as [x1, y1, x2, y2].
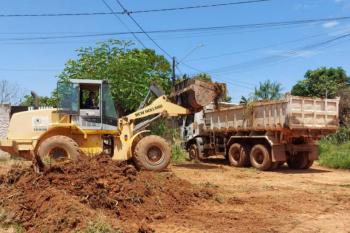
[102, 83, 118, 126]
[57, 81, 79, 114]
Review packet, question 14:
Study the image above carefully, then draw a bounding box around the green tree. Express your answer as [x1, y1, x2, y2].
[21, 91, 58, 107]
[291, 67, 349, 98]
[192, 73, 212, 82]
[58, 40, 172, 114]
[253, 80, 283, 101]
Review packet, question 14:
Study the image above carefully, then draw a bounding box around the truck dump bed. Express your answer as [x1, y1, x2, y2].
[204, 95, 339, 132]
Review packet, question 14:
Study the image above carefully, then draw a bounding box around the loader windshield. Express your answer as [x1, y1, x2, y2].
[57, 81, 79, 114]
[102, 83, 118, 125]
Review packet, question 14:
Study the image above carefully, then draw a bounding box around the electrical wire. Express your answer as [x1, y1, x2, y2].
[206, 32, 350, 75]
[113, 0, 173, 59]
[101, 0, 146, 48]
[0, 15, 349, 42]
[0, 0, 273, 17]
[129, 0, 273, 14]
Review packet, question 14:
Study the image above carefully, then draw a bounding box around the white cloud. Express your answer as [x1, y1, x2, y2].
[323, 21, 339, 28]
[328, 24, 350, 36]
[267, 49, 318, 58]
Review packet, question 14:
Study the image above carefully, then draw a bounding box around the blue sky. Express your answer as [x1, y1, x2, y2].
[0, 0, 349, 103]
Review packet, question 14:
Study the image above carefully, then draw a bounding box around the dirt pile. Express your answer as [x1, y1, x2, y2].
[0, 155, 213, 233]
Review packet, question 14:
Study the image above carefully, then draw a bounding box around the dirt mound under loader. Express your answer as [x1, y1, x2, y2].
[0, 155, 213, 233]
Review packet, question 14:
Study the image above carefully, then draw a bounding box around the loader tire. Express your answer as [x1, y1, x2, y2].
[37, 135, 80, 168]
[287, 152, 308, 169]
[250, 144, 272, 171]
[133, 135, 171, 171]
[228, 143, 250, 167]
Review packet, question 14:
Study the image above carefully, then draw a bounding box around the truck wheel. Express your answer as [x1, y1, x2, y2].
[287, 152, 308, 169]
[189, 144, 201, 161]
[249, 144, 272, 171]
[37, 135, 80, 167]
[228, 143, 249, 167]
[133, 135, 171, 171]
[303, 160, 314, 169]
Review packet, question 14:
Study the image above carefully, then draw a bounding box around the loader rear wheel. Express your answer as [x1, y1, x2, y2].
[133, 135, 171, 171]
[287, 152, 308, 169]
[37, 135, 80, 168]
[228, 143, 250, 167]
[250, 144, 272, 171]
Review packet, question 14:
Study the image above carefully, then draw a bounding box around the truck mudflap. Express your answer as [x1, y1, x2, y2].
[271, 144, 287, 162]
[286, 144, 319, 161]
[272, 144, 319, 162]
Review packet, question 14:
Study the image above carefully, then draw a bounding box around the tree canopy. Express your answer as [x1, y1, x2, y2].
[253, 80, 283, 101]
[58, 40, 172, 113]
[291, 67, 349, 98]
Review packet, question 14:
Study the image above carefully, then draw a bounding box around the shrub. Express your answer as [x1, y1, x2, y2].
[77, 221, 121, 233]
[319, 126, 350, 169]
[319, 142, 350, 169]
[171, 144, 187, 163]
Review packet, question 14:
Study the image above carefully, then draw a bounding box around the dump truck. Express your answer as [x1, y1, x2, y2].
[180, 95, 339, 170]
[0, 79, 223, 171]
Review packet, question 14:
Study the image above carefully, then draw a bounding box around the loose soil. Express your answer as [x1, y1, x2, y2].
[0, 155, 213, 233]
[1, 156, 350, 233]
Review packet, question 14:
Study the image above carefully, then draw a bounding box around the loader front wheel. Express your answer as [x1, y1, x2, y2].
[37, 135, 80, 168]
[133, 135, 171, 171]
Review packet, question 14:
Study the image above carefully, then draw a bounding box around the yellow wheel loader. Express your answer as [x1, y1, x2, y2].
[0, 79, 224, 171]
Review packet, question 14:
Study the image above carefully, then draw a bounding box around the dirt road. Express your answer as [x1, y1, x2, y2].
[0, 156, 350, 233]
[152, 158, 350, 233]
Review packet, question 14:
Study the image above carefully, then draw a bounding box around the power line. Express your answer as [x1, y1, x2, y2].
[0, 12, 122, 17]
[113, 0, 173, 59]
[187, 31, 330, 62]
[206, 32, 350, 74]
[101, 0, 146, 48]
[129, 0, 273, 14]
[0, 0, 273, 18]
[0, 15, 349, 42]
[179, 62, 255, 90]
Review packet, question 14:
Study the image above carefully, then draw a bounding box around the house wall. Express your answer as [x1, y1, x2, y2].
[0, 104, 10, 139]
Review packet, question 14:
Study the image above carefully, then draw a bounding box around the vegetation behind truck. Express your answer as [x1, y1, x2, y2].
[181, 96, 339, 170]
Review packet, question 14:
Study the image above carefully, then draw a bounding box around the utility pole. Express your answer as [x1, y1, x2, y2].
[172, 57, 176, 85]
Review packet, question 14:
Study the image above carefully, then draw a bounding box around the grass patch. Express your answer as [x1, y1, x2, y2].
[77, 221, 122, 233]
[319, 141, 350, 169]
[319, 126, 350, 170]
[0, 209, 24, 233]
[172, 144, 188, 163]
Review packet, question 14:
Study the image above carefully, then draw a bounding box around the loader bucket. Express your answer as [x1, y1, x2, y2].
[170, 79, 226, 112]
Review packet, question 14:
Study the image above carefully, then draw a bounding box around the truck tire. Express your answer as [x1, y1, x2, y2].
[133, 135, 171, 171]
[249, 144, 272, 171]
[37, 135, 80, 167]
[189, 144, 201, 161]
[287, 152, 308, 169]
[228, 143, 250, 167]
[303, 160, 314, 169]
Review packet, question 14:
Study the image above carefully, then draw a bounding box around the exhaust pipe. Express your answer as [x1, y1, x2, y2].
[31, 91, 40, 110]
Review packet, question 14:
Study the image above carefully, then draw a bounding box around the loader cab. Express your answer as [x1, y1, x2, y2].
[57, 79, 118, 130]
